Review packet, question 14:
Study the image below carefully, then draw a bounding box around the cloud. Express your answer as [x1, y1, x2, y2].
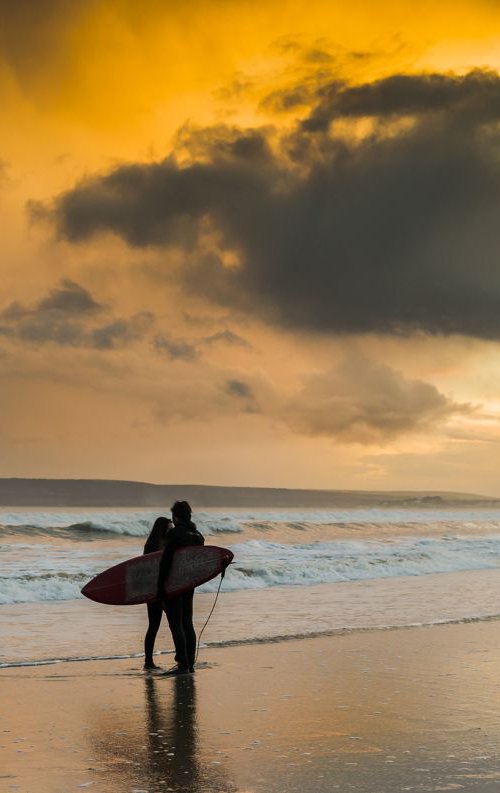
[154, 328, 251, 360]
[276, 355, 469, 444]
[225, 378, 260, 413]
[0, 315, 86, 346]
[91, 313, 154, 350]
[300, 69, 500, 131]
[202, 329, 252, 348]
[0, 280, 153, 349]
[226, 378, 253, 398]
[154, 356, 465, 443]
[0, 279, 102, 320]
[39, 68, 500, 340]
[148, 356, 463, 444]
[154, 334, 199, 361]
[151, 373, 262, 426]
[37, 279, 103, 314]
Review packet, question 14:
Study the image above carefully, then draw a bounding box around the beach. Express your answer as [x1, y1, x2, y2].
[3, 504, 500, 791]
[5, 1, 500, 787]
[2, 622, 500, 793]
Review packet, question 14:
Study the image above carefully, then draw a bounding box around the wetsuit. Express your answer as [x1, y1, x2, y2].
[157, 520, 205, 671]
[143, 531, 167, 667]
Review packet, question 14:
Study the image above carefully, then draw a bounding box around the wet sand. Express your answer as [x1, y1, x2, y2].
[2, 622, 500, 792]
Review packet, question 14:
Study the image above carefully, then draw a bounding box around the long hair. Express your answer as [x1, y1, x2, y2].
[144, 516, 171, 553]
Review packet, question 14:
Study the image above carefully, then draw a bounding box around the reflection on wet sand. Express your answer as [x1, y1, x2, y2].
[88, 672, 235, 792]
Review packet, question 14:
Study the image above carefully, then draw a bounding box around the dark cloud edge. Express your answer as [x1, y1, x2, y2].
[32, 67, 500, 341]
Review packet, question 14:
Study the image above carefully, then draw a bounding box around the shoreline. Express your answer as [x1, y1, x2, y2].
[4, 569, 500, 668]
[2, 621, 500, 792]
[4, 611, 500, 670]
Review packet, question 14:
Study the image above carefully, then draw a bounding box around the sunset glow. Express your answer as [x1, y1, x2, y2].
[2, 0, 500, 492]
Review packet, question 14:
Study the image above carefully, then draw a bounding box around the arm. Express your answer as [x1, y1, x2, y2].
[156, 533, 176, 600]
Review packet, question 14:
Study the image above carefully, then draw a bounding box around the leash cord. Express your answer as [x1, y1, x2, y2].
[194, 569, 225, 664]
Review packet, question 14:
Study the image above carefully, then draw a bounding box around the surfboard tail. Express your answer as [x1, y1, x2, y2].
[220, 549, 234, 574]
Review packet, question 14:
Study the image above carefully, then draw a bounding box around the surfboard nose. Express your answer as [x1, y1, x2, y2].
[81, 580, 99, 602]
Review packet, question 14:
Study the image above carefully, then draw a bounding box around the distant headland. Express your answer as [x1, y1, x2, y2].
[0, 478, 498, 508]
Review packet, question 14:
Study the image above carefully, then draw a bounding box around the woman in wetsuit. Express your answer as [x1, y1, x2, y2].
[156, 501, 204, 676]
[143, 516, 172, 670]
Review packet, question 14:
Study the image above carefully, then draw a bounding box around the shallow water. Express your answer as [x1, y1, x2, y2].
[2, 568, 500, 667]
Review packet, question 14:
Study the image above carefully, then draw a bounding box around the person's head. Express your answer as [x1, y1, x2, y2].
[148, 516, 172, 542]
[171, 500, 192, 525]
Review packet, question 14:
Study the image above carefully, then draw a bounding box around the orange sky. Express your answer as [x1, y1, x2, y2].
[2, 0, 500, 493]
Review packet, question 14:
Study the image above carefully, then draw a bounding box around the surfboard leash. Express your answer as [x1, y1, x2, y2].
[194, 567, 226, 664]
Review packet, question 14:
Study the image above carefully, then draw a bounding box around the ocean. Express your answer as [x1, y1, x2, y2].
[2, 505, 500, 668]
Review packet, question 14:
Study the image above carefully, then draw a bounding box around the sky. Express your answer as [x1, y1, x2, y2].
[2, 0, 500, 493]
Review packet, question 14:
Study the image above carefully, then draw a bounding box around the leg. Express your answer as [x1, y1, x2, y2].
[144, 602, 163, 668]
[165, 596, 189, 670]
[181, 590, 196, 670]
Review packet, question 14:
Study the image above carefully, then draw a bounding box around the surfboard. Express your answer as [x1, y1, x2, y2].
[81, 545, 234, 605]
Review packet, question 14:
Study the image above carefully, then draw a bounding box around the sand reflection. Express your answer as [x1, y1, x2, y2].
[145, 674, 200, 788]
[145, 674, 236, 791]
[88, 672, 234, 792]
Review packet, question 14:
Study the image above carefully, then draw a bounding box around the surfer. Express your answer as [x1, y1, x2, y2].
[156, 501, 205, 676]
[143, 516, 172, 670]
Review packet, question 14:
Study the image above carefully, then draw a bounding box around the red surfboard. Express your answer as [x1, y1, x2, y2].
[81, 545, 234, 605]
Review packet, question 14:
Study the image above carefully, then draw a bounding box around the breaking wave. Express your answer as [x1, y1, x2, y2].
[3, 533, 500, 604]
[0, 510, 246, 538]
[3, 507, 500, 540]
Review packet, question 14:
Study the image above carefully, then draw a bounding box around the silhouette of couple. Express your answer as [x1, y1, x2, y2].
[143, 500, 204, 676]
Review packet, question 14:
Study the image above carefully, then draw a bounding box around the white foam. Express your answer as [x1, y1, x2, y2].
[0, 510, 158, 536]
[3, 508, 500, 605]
[3, 506, 500, 539]
[196, 535, 500, 593]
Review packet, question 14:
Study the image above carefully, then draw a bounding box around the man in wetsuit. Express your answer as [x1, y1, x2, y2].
[156, 500, 204, 676]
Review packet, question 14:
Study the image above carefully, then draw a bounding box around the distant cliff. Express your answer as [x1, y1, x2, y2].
[0, 478, 497, 508]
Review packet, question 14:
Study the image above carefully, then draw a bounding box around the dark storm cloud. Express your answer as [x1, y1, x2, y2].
[42, 69, 500, 339]
[0, 280, 153, 349]
[301, 69, 500, 132]
[174, 123, 274, 166]
[42, 152, 269, 248]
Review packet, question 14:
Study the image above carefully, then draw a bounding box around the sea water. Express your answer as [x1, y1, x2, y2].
[2, 505, 500, 666]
